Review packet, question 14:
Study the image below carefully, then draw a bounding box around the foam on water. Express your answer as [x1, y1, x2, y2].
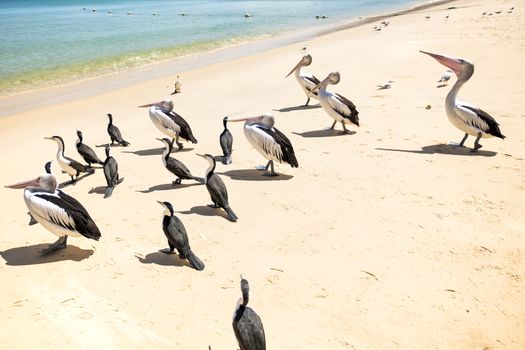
[0, 0, 424, 95]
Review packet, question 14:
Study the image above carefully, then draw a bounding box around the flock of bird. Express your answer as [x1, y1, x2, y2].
[4, 22, 509, 347]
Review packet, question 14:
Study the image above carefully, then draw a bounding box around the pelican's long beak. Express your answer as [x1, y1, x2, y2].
[5, 177, 40, 189]
[420, 50, 461, 76]
[228, 116, 262, 123]
[138, 101, 163, 108]
[312, 75, 331, 92]
[285, 59, 303, 78]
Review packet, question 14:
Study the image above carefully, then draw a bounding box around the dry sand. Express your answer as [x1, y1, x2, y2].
[0, 0, 524, 348]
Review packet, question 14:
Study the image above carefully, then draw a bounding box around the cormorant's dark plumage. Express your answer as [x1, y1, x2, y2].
[220, 117, 233, 165]
[158, 201, 205, 271]
[201, 154, 237, 222]
[103, 145, 123, 198]
[76, 130, 104, 166]
[233, 277, 266, 350]
[107, 113, 130, 146]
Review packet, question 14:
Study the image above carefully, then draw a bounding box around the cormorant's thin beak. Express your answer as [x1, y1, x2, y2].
[286, 59, 304, 78]
[5, 177, 40, 189]
[138, 101, 163, 108]
[44, 137, 53, 140]
[420, 50, 461, 76]
[156, 200, 165, 207]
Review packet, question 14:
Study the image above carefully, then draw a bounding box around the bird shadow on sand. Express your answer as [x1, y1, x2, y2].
[0, 244, 94, 266]
[95, 143, 129, 148]
[375, 144, 497, 157]
[274, 104, 322, 113]
[179, 206, 233, 221]
[437, 84, 448, 88]
[122, 147, 194, 156]
[218, 169, 293, 181]
[292, 129, 356, 138]
[88, 186, 108, 195]
[58, 172, 95, 189]
[138, 182, 201, 193]
[135, 251, 189, 268]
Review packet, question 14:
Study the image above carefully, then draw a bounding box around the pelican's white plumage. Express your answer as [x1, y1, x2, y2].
[286, 54, 321, 106]
[229, 114, 298, 176]
[315, 71, 359, 132]
[421, 51, 505, 151]
[5, 168, 101, 252]
[139, 99, 197, 149]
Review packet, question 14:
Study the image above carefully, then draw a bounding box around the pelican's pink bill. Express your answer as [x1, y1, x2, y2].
[420, 50, 461, 75]
[138, 101, 163, 108]
[5, 177, 40, 189]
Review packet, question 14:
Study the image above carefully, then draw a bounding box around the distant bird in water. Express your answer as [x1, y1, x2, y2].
[139, 99, 197, 150]
[107, 113, 130, 146]
[220, 116, 233, 165]
[171, 75, 182, 95]
[229, 114, 298, 176]
[377, 80, 394, 90]
[437, 69, 453, 86]
[199, 154, 238, 222]
[45, 135, 93, 182]
[5, 169, 101, 253]
[157, 201, 205, 271]
[313, 71, 359, 133]
[421, 51, 505, 151]
[76, 130, 103, 167]
[233, 277, 266, 350]
[103, 145, 124, 198]
[157, 138, 203, 185]
[286, 54, 321, 106]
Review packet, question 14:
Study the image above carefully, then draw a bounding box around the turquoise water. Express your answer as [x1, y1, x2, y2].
[0, 0, 423, 95]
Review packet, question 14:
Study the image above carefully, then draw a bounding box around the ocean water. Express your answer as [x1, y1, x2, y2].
[0, 0, 424, 95]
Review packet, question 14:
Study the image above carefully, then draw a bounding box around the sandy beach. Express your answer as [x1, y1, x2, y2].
[1, 0, 524, 348]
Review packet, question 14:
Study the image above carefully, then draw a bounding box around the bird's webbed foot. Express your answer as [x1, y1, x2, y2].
[160, 248, 175, 254]
[208, 203, 219, 208]
[41, 236, 68, 254]
[172, 179, 182, 185]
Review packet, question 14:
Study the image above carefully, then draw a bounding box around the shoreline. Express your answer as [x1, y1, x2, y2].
[0, 0, 523, 348]
[0, 0, 458, 118]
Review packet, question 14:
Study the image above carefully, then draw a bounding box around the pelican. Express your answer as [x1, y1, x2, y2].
[107, 113, 130, 146]
[220, 116, 233, 165]
[172, 75, 182, 94]
[199, 154, 238, 222]
[421, 51, 505, 151]
[5, 170, 101, 253]
[233, 277, 266, 350]
[157, 201, 205, 271]
[103, 145, 124, 198]
[229, 114, 298, 176]
[46, 135, 93, 182]
[138, 99, 197, 150]
[437, 69, 453, 86]
[76, 130, 103, 167]
[313, 72, 359, 132]
[285, 54, 321, 106]
[157, 138, 203, 185]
